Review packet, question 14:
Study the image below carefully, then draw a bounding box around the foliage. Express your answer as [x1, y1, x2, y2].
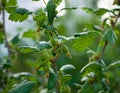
[0, 0, 120, 93]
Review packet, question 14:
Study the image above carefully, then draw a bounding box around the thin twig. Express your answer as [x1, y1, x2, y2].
[97, 41, 108, 61]
[43, 0, 47, 6]
[1, 1, 11, 59]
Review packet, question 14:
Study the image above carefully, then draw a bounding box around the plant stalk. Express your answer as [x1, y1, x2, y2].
[1, 1, 11, 59]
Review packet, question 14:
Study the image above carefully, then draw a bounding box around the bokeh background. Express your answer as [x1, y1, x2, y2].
[1, 0, 120, 93]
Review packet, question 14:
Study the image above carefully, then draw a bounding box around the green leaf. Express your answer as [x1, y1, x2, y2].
[93, 8, 110, 16]
[60, 64, 75, 71]
[19, 46, 39, 53]
[107, 60, 120, 70]
[0, 30, 4, 43]
[5, 6, 17, 13]
[61, 74, 72, 83]
[22, 30, 35, 39]
[56, 0, 62, 7]
[3, 62, 12, 68]
[70, 31, 98, 52]
[47, 68, 57, 90]
[73, 32, 89, 37]
[61, 84, 71, 93]
[8, 8, 32, 22]
[11, 34, 20, 45]
[93, 25, 102, 31]
[36, 41, 52, 50]
[17, 38, 35, 46]
[8, 81, 35, 93]
[6, 0, 17, 7]
[82, 7, 94, 14]
[80, 81, 94, 93]
[33, 9, 46, 27]
[16, 8, 32, 15]
[12, 72, 33, 79]
[9, 13, 28, 22]
[80, 81, 102, 93]
[60, 7, 78, 11]
[103, 29, 117, 44]
[80, 62, 103, 76]
[47, 0, 56, 25]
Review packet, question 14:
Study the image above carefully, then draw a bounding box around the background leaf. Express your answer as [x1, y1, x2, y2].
[19, 46, 39, 53]
[107, 61, 120, 70]
[82, 7, 94, 14]
[8, 81, 35, 93]
[80, 62, 103, 76]
[93, 8, 110, 16]
[68, 31, 98, 52]
[60, 64, 75, 72]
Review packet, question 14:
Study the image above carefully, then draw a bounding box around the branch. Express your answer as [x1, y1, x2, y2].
[1, 1, 11, 59]
[97, 41, 108, 61]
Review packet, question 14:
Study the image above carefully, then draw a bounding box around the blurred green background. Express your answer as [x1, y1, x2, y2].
[1, 0, 120, 93]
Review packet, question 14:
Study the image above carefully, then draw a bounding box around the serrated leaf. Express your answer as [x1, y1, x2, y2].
[8, 81, 35, 93]
[9, 13, 28, 22]
[5, 6, 17, 13]
[93, 8, 110, 16]
[82, 7, 94, 14]
[19, 46, 39, 53]
[8, 8, 32, 22]
[107, 61, 120, 70]
[36, 41, 52, 50]
[80, 62, 103, 76]
[33, 10, 46, 27]
[60, 64, 75, 71]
